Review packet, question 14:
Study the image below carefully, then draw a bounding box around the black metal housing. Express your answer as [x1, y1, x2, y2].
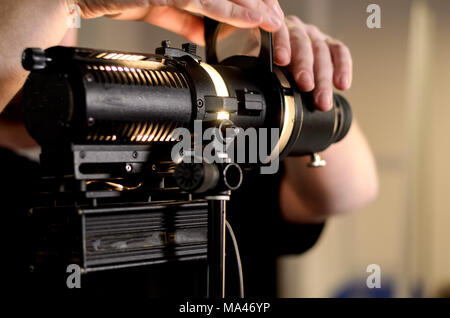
[22, 44, 351, 159]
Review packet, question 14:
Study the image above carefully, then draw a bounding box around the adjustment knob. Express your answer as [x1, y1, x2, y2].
[22, 48, 49, 71]
[174, 163, 204, 192]
[174, 162, 219, 193]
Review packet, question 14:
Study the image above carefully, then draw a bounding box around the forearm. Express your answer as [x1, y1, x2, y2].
[0, 0, 69, 112]
[281, 121, 378, 224]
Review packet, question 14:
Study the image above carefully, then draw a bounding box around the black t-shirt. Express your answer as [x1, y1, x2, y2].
[1, 147, 324, 298]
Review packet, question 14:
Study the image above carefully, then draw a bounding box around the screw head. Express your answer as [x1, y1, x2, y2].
[87, 117, 95, 126]
[125, 163, 133, 173]
[85, 73, 94, 82]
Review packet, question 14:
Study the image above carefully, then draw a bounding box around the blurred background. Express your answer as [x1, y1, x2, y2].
[77, 0, 450, 297]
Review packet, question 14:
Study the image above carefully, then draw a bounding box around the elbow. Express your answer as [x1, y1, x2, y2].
[352, 154, 380, 211]
[280, 174, 379, 225]
[347, 172, 379, 212]
[364, 171, 379, 205]
[319, 168, 379, 218]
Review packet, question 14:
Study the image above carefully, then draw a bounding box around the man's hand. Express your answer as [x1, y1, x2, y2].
[79, 2, 350, 111]
[76, 0, 284, 44]
[273, 17, 377, 224]
[273, 16, 353, 111]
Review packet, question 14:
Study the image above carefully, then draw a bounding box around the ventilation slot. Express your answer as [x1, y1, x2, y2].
[86, 121, 183, 144]
[85, 64, 187, 88]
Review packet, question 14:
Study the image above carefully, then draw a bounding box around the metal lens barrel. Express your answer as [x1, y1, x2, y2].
[285, 91, 353, 157]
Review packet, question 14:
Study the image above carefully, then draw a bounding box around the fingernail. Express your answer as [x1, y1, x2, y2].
[273, 3, 284, 19]
[296, 71, 313, 90]
[316, 91, 332, 110]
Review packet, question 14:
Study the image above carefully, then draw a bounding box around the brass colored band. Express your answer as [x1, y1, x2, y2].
[263, 68, 296, 163]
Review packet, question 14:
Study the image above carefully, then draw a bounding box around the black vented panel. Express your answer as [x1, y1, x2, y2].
[82, 201, 208, 271]
[27, 201, 208, 273]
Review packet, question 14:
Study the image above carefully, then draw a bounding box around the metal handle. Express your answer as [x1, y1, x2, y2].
[204, 17, 274, 72]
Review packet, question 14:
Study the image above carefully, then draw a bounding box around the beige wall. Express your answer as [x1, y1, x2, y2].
[423, 0, 450, 296]
[276, 0, 450, 297]
[79, 16, 193, 56]
[77, 0, 450, 297]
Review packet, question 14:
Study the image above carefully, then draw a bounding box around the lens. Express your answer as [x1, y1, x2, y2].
[331, 94, 353, 144]
[286, 92, 353, 156]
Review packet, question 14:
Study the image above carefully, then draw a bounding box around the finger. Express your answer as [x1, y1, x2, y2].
[79, 0, 151, 18]
[272, 0, 285, 19]
[273, 21, 291, 66]
[257, 0, 284, 31]
[141, 6, 206, 45]
[265, 0, 289, 65]
[306, 25, 334, 111]
[328, 39, 353, 90]
[285, 16, 314, 92]
[169, 0, 277, 30]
